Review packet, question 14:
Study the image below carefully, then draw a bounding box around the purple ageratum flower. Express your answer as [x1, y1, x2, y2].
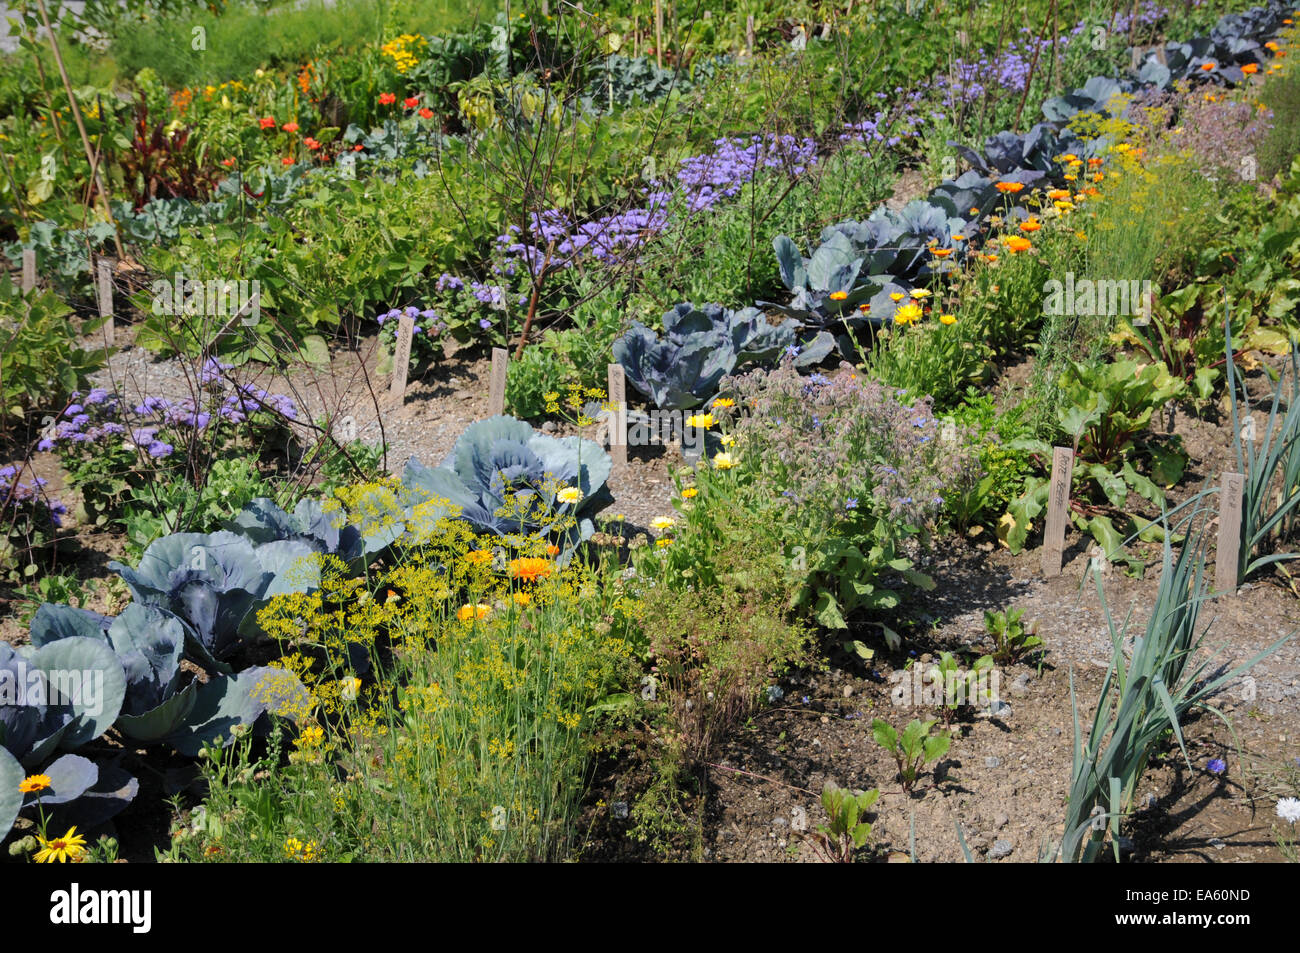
[1207, 758, 1227, 775]
[84, 388, 110, 405]
[146, 441, 174, 459]
[37, 439, 55, 452]
[478, 318, 492, 330]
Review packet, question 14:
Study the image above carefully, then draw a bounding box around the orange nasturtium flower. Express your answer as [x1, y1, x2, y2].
[403, 96, 420, 109]
[221, 157, 236, 167]
[379, 92, 397, 105]
[994, 181, 1024, 194]
[281, 157, 295, 166]
[258, 116, 276, 129]
[304, 137, 320, 150]
[282, 121, 299, 133]
[418, 107, 434, 119]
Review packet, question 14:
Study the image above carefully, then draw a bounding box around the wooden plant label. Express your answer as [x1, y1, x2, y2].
[1041, 446, 1074, 577]
[389, 312, 415, 401]
[96, 258, 115, 347]
[607, 363, 627, 471]
[21, 249, 36, 292]
[1216, 471, 1245, 595]
[488, 347, 508, 417]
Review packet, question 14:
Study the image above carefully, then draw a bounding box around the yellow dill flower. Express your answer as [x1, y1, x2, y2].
[465, 549, 494, 568]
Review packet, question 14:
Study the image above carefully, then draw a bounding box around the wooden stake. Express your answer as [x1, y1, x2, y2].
[21, 249, 36, 292]
[746, 14, 755, 55]
[389, 313, 415, 402]
[1216, 471, 1245, 595]
[607, 364, 627, 472]
[96, 257, 114, 347]
[488, 347, 508, 416]
[1041, 446, 1074, 577]
[655, 0, 664, 67]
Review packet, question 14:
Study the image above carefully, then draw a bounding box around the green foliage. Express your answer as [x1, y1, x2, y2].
[122, 458, 279, 558]
[983, 608, 1044, 665]
[871, 717, 951, 794]
[1259, 70, 1300, 183]
[0, 273, 106, 435]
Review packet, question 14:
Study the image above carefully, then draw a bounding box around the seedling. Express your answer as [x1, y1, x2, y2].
[928, 651, 995, 724]
[983, 608, 1044, 664]
[872, 717, 951, 793]
[807, 782, 879, 862]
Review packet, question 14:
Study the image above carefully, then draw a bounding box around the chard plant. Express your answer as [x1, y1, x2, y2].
[807, 782, 880, 863]
[872, 717, 951, 794]
[983, 608, 1044, 665]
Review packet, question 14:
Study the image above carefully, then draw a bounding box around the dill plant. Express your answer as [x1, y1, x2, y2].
[177, 482, 640, 862]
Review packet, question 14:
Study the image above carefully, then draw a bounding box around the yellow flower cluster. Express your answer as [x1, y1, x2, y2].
[380, 33, 428, 74]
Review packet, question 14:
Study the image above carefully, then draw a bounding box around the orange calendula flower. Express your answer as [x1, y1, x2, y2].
[1087, 158, 1103, 168]
[995, 181, 1024, 194]
[1266, 41, 1280, 52]
[952, 234, 967, 241]
[829, 291, 848, 301]
[1004, 236, 1032, 254]
[1201, 62, 1216, 71]
[1047, 189, 1071, 200]
[983, 253, 999, 263]
[1019, 218, 1041, 232]
[508, 557, 553, 583]
[546, 544, 561, 557]
[858, 303, 872, 313]
[1242, 63, 1259, 74]
[932, 247, 953, 258]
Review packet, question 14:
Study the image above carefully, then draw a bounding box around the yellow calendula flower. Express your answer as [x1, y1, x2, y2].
[894, 302, 924, 326]
[909, 288, 933, 300]
[19, 774, 52, 795]
[650, 516, 675, 531]
[940, 314, 956, 325]
[655, 538, 673, 548]
[339, 676, 362, 702]
[713, 452, 737, 470]
[681, 487, 698, 498]
[556, 487, 583, 505]
[297, 724, 325, 748]
[720, 434, 736, 447]
[33, 827, 88, 864]
[458, 603, 492, 621]
[712, 397, 735, 409]
[685, 413, 715, 429]
[513, 592, 532, 606]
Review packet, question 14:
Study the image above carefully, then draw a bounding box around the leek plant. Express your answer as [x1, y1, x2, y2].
[1058, 504, 1292, 862]
[1225, 310, 1300, 585]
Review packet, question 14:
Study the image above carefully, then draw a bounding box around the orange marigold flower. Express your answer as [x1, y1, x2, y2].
[508, 557, 553, 583]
